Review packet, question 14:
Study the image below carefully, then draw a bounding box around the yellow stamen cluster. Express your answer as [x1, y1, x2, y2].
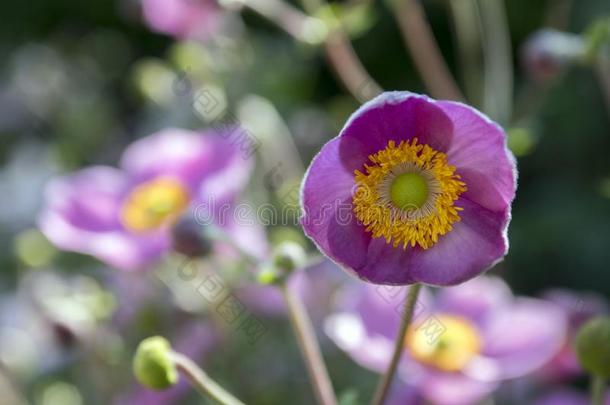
[121, 177, 190, 233]
[352, 139, 466, 249]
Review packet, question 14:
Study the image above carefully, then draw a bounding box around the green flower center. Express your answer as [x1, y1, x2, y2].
[389, 172, 429, 210]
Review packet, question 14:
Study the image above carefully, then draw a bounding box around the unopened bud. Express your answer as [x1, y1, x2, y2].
[257, 264, 280, 285]
[133, 336, 178, 390]
[521, 29, 585, 82]
[584, 17, 610, 62]
[575, 317, 610, 378]
[258, 242, 307, 285]
[272, 241, 307, 273]
[171, 217, 212, 258]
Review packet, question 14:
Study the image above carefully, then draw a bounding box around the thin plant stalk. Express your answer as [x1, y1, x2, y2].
[280, 281, 337, 405]
[391, 0, 463, 101]
[371, 284, 423, 405]
[595, 49, 610, 120]
[171, 352, 246, 405]
[298, 0, 383, 102]
[447, 0, 483, 106]
[239, 0, 381, 102]
[324, 28, 382, 102]
[239, 0, 325, 44]
[591, 375, 606, 405]
[478, 0, 513, 125]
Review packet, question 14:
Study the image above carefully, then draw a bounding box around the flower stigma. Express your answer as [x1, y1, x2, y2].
[389, 172, 429, 210]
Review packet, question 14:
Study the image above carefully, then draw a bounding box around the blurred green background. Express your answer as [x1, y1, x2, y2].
[1, 0, 610, 404]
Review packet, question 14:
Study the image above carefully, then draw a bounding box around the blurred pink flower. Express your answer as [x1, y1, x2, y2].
[39, 128, 266, 271]
[534, 388, 610, 405]
[141, 0, 222, 40]
[325, 276, 568, 405]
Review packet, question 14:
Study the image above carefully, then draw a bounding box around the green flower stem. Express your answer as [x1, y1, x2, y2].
[595, 50, 610, 119]
[478, 0, 513, 125]
[390, 0, 463, 101]
[371, 284, 422, 405]
[323, 28, 383, 102]
[447, 0, 483, 106]
[236, 0, 325, 44]
[205, 225, 260, 267]
[237, 0, 381, 102]
[280, 281, 337, 405]
[170, 352, 246, 405]
[592, 375, 606, 405]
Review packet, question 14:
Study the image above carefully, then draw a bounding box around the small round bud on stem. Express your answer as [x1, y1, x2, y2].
[171, 216, 213, 258]
[584, 17, 610, 62]
[575, 317, 610, 378]
[257, 264, 280, 285]
[257, 242, 307, 285]
[133, 336, 178, 390]
[272, 241, 307, 273]
[521, 29, 585, 82]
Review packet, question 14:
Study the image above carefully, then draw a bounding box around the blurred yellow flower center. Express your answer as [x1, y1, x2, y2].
[121, 177, 190, 232]
[406, 315, 481, 372]
[353, 139, 466, 249]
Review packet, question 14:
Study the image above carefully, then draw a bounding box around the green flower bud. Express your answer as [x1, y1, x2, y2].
[584, 17, 610, 62]
[257, 264, 280, 285]
[575, 317, 610, 378]
[507, 127, 537, 157]
[258, 242, 307, 285]
[133, 336, 178, 390]
[272, 241, 307, 273]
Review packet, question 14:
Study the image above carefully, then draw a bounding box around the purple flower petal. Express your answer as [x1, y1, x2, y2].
[543, 288, 609, 327]
[338, 198, 508, 286]
[534, 389, 610, 405]
[340, 92, 454, 158]
[434, 276, 513, 324]
[476, 297, 568, 380]
[212, 202, 269, 261]
[410, 198, 509, 285]
[42, 213, 169, 271]
[141, 0, 221, 40]
[41, 166, 127, 232]
[386, 381, 424, 405]
[121, 128, 253, 204]
[437, 101, 517, 212]
[121, 128, 215, 190]
[300, 136, 371, 268]
[39, 166, 170, 271]
[418, 371, 498, 405]
[325, 310, 395, 373]
[325, 283, 432, 373]
[301, 92, 516, 286]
